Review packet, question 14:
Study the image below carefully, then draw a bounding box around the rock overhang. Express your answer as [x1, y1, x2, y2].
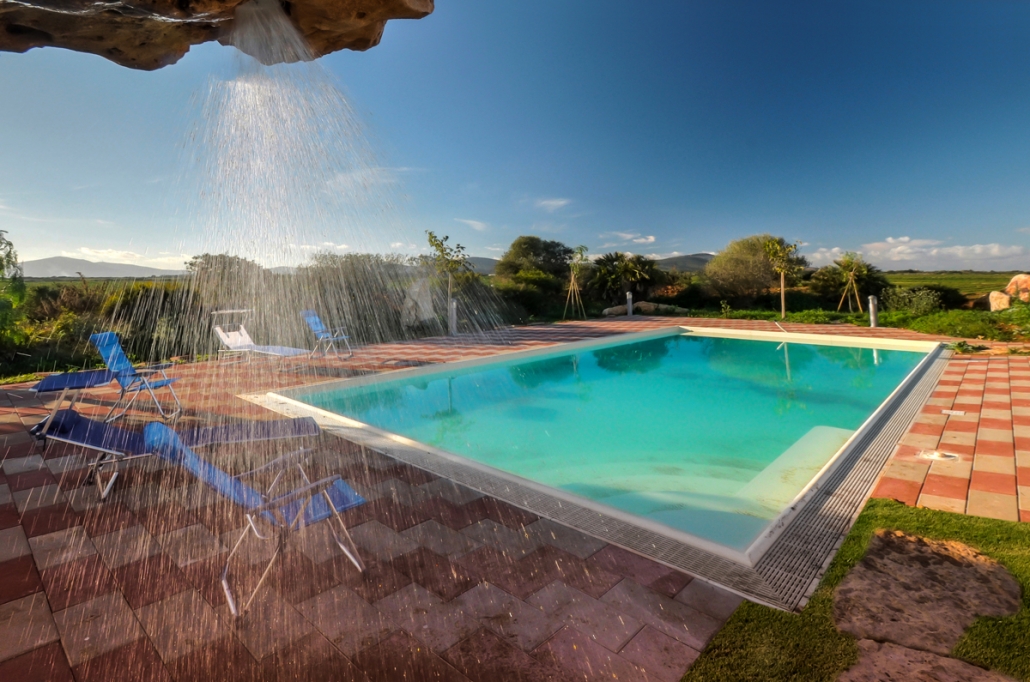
[0, 0, 433, 70]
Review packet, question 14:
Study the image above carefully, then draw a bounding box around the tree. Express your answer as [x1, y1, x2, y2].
[589, 252, 662, 305]
[423, 231, 474, 334]
[495, 236, 574, 279]
[763, 238, 807, 318]
[0, 230, 25, 304]
[809, 252, 889, 312]
[703, 234, 779, 300]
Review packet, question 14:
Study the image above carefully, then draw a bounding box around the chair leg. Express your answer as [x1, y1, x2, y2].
[343, 337, 354, 359]
[222, 524, 284, 617]
[324, 490, 365, 573]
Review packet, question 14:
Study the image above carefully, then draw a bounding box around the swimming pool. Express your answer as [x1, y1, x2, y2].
[274, 327, 939, 565]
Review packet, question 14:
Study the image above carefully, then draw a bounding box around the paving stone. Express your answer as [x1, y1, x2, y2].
[0, 525, 31, 562]
[39, 554, 119, 612]
[0, 641, 76, 682]
[0, 483, 10, 506]
[390, 547, 480, 601]
[71, 638, 171, 682]
[966, 490, 1020, 521]
[0, 554, 43, 606]
[219, 590, 314, 660]
[112, 553, 192, 610]
[164, 634, 261, 682]
[259, 631, 370, 682]
[532, 625, 645, 682]
[295, 584, 391, 657]
[526, 581, 643, 652]
[44, 456, 87, 476]
[418, 479, 485, 507]
[350, 520, 420, 562]
[13, 484, 67, 514]
[374, 583, 479, 653]
[289, 521, 348, 565]
[157, 524, 224, 567]
[219, 527, 278, 566]
[523, 518, 607, 560]
[454, 582, 563, 652]
[673, 580, 743, 621]
[400, 520, 482, 559]
[28, 526, 96, 570]
[53, 592, 144, 666]
[65, 485, 103, 513]
[367, 479, 430, 508]
[92, 525, 162, 570]
[460, 519, 541, 559]
[587, 545, 674, 585]
[0, 593, 60, 664]
[2, 455, 45, 476]
[600, 579, 722, 651]
[619, 625, 700, 682]
[442, 628, 565, 682]
[136, 589, 226, 662]
[351, 630, 471, 682]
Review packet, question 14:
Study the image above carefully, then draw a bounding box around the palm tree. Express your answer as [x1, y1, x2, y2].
[590, 252, 660, 305]
[763, 238, 805, 319]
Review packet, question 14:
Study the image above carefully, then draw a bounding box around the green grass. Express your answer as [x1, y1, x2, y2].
[683, 498, 1030, 682]
[884, 271, 1020, 298]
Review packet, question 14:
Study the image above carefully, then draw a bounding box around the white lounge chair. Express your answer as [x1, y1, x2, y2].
[213, 324, 309, 361]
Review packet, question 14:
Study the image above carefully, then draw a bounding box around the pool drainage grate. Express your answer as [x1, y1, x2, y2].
[245, 344, 950, 612]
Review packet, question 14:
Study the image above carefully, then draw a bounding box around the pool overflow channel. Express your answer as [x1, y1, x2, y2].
[244, 326, 947, 611]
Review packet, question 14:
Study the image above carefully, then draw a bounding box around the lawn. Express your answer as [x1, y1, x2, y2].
[884, 271, 1020, 298]
[683, 498, 1030, 682]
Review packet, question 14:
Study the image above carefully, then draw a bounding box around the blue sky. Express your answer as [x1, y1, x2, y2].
[2, 0, 1030, 270]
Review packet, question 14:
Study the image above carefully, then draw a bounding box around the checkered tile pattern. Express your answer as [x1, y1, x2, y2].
[0, 316, 1024, 681]
[871, 355, 1030, 522]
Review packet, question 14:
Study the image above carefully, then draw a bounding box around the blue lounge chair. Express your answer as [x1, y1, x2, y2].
[90, 332, 182, 423]
[302, 310, 353, 357]
[144, 422, 366, 616]
[31, 409, 321, 500]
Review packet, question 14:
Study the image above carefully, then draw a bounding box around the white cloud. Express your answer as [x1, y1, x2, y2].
[296, 241, 349, 251]
[535, 198, 571, 213]
[328, 167, 398, 194]
[1016, 227, 1030, 234]
[645, 251, 683, 260]
[806, 236, 1026, 269]
[603, 231, 655, 245]
[455, 218, 488, 232]
[61, 247, 189, 269]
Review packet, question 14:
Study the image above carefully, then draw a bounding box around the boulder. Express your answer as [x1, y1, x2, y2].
[601, 305, 628, 317]
[1003, 274, 1030, 303]
[840, 640, 1016, 682]
[989, 291, 1012, 312]
[834, 530, 1021, 656]
[0, 0, 433, 70]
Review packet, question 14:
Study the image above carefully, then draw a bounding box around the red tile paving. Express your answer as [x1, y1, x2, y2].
[1, 316, 1027, 680]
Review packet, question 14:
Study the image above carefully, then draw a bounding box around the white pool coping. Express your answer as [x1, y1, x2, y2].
[243, 325, 946, 610]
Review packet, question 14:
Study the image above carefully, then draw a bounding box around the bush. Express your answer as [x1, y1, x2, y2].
[881, 286, 942, 317]
[703, 234, 778, 299]
[907, 310, 1008, 341]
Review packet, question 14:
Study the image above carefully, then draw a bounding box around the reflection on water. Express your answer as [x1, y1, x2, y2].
[593, 337, 672, 375]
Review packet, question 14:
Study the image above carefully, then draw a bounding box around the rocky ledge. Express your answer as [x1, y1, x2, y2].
[0, 0, 433, 70]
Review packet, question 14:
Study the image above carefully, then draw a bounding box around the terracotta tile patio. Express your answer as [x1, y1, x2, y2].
[0, 316, 1026, 680]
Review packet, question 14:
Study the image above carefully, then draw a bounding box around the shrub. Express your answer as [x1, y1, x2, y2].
[703, 234, 778, 299]
[881, 286, 942, 317]
[495, 236, 574, 279]
[907, 310, 1008, 341]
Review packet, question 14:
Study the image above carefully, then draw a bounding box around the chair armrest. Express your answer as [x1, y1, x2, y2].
[235, 448, 312, 479]
[330, 328, 349, 336]
[252, 474, 341, 512]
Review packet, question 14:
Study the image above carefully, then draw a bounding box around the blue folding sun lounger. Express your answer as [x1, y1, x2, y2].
[302, 310, 354, 357]
[90, 331, 182, 423]
[144, 422, 366, 616]
[31, 410, 322, 499]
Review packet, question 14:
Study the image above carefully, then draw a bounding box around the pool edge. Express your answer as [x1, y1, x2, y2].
[242, 329, 948, 612]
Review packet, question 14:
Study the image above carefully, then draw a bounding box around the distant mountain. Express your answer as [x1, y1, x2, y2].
[468, 256, 499, 275]
[655, 253, 715, 272]
[22, 257, 184, 278]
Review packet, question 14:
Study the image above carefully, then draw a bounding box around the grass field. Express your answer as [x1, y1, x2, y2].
[884, 271, 1020, 298]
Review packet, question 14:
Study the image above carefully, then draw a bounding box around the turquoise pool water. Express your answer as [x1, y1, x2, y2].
[297, 333, 926, 553]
